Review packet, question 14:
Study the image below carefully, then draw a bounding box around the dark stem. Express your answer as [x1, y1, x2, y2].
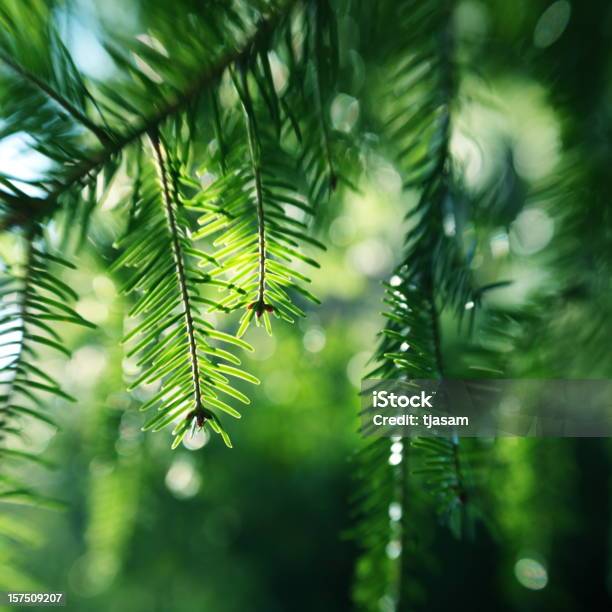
[440, 3, 467, 522]
[396, 442, 410, 612]
[0, 50, 110, 144]
[238, 66, 268, 311]
[428, 277, 445, 377]
[1, 226, 37, 422]
[149, 131, 203, 413]
[248, 125, 267, 308]
[397, 4, 465, 572]
[314, 77, 335, 193]
[427, 271, 467, 519]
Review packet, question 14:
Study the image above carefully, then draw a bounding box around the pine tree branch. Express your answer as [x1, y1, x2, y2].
[355, 3, 472, 607]
[35, 0, 299, 221]
[427, 276, 445, 376]
[310, 1, 336, 192]
[430, 11, 469, 527]
[0, 227, 36, 425]
[0, 230, 90, 503]
[0, 49, 111, 144]
[242, 85, 269, 316]
[148, 130, 204, 416]
[114, 138, 258, 448]
[397, 445, 410, 611]
[250, 132, 268, 311]
[313, 62, 336, 193]
[428, 273, 467, 519]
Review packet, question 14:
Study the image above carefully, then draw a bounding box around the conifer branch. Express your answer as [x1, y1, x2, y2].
[353, 2, 476, 607]
[149, 130, 204, 417]
[310, 0, 336, 192]
[36, 0, 299, 219]
[188, 59, 323, 337]
[0, 227, 36, 421]
[0, 228, 92, 503]
[114, 132, 258, 448]
[250, 129, 268, 313]
[0, 49, 111, 144]
[241, 74, 270, 318]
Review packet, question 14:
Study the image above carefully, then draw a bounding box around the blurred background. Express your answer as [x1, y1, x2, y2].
[1, 0, 612, 610]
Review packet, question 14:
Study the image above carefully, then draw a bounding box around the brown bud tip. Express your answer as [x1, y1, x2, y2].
[249, 300, 272, 317]
[186, 410, 206, 428]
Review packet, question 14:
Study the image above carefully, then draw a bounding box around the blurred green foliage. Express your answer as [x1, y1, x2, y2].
[1, 0, 612, 610]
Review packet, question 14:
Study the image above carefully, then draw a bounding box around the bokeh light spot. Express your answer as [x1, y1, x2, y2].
[330, 93, 360, 132]
[514, 557, 548, 590]
[303, 327, 326, 353]
[165, 457, 201, 499]
[510, 209, 554, 255]
[534, 1, 571, 48]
